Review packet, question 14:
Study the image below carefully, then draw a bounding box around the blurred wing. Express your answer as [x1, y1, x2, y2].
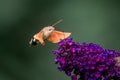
[47, 30, 71, 43]
[34, 31, 45, 45]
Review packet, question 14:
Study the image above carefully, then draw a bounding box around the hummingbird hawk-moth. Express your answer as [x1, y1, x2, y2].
[29, 19, 71, 46]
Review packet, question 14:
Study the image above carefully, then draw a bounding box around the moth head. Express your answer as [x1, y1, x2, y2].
[42, 26, 55, 38]
[29, 37, 39, 46]
[43, 26, 55, 32]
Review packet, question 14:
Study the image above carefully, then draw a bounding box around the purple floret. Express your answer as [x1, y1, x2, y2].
[53, 38, 120, 80]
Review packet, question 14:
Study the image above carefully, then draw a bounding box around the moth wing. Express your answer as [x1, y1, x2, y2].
[47, 30, 71, 43]
[54, 30, 71, 39]
[34, 31, 45, 45]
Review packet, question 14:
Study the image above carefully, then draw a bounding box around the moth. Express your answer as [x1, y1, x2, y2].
[29, 19, 71, 46]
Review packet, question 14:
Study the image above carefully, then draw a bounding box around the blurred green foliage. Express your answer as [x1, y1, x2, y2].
[0, 0, 120, 80]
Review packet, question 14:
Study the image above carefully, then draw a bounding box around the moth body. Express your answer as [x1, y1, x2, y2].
[41, 26, 55, 39]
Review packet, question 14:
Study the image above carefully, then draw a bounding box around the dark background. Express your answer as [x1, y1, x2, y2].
[0, 0, 120, 80]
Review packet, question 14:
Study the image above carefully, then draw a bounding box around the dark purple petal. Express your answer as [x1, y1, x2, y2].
[90, 64, 95, 70]
[72, 75, 77, 80]
[58, 66, 62, 71]
[59, 57, 66, 64]
[70, 47, 76, 53]
[97, 65, 105, 71]
[94, 72, 101, 78]
[65, 71, 71, 76]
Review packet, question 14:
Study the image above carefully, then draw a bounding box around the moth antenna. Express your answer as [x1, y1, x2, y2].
[51, 19, 63, 27]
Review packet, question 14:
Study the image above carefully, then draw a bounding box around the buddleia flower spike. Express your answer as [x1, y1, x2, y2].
[53, 38, 120, 80]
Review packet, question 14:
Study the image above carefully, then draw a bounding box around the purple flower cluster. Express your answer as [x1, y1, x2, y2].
[53, 38, 120, 80]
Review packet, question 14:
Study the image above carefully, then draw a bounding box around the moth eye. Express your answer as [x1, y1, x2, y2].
[49, 29, 52, 31]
